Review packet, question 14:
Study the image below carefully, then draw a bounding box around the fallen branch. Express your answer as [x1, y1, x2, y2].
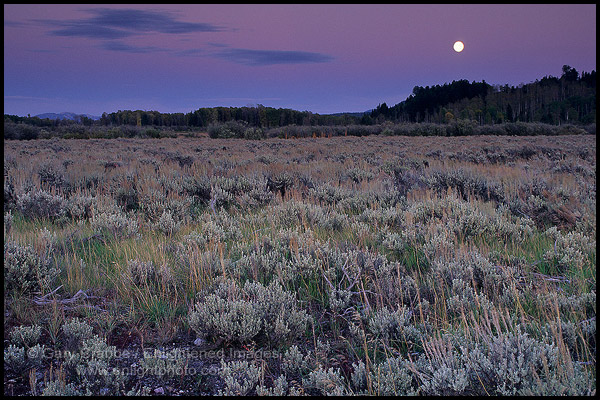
[33, 285, 63, 301]
[32, 288, 104, 306]
[531, 272, 571, 284]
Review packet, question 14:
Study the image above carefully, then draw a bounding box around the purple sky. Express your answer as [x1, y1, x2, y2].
[3, 4, 596, 117]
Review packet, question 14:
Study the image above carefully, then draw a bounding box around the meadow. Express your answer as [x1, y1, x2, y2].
[3, 133, 596, 395]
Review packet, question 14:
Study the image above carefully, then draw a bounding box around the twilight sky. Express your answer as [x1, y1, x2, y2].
[3, 4, 597, 117]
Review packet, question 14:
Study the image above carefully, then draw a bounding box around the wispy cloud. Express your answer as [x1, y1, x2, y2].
[85, 8, 225, 34]
[100, 41, 167, 54]
[4, 20, 27, 28]
[29, 8, 334, 65]
[49, 23, 132, 39]
[215, 48, 334, 66]
[37, 8, 225, 40]
[175, 44, 334, 66]
[175, 48, 205, 57]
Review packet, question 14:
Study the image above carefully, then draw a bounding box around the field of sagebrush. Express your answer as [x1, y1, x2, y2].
[3, 133, 596, 395]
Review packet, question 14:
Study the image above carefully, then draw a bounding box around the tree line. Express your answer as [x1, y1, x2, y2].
[95, 105, 359, 129]
[4, 65, 595, 140]
[369, 65, 596, 125]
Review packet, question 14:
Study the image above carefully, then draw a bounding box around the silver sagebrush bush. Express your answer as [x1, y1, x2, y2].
[17, 189, 69, 220]
[303, 366, 348, 396]
[10, 324, 42, 348]
[4, 344, 27, 374]
[42, 380, 82, 396]
[281, 345, 312, 377]
[90, 202, 139, 238]
[62, 317, 94, 350]
[4, 342, 46, 373]
[189, 292, 262, 344]
[26, 344, 47, 369]
[446, 278, 494, 317]
[235, 240, 297, 284]
[218, 359, 261, 396]
[67, 193, 95, 220]
[4, 241, 59, 293]
[371, 356, 417, 395]
[543, 226, 595, 270]
[411, 324, 594, 396]
[256, 374, 288, 396]
[74, 335, 125, 396]
[368, 305, 421, 346]
[127, 259, 157, 286]
[189, 278, 309, 346]
[155, 210, 181, 236]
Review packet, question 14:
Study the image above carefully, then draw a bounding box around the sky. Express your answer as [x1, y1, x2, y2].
[3, 4, 597, 117]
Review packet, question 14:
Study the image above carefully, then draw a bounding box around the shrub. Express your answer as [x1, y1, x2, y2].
[556, 124, 588, 136]
[303, 366, 348, 396]
[67, 193, 95, 220]
[218, 359, 261, 396]
[4, 344, 27, 374]
[126, 259, 157, 286]
[266, 173, 293, 198]
[426, 168, 504, 203]
[4, 241, 59, 294]
[73, 335, 125, 395]
[239, 185, 275, 209]
[393, 166, 426, 198]
[5, 123, 40, 140]
[155, 210, 181, 236]
[411, 324, 594, 396]
[181, 175, 212, 204]
[352, 357, 418, 395]
[4, 338, 45, 373]
[189, 278, 309, 346]
[542, 226, 595, 271]
[446, 119, 477, 136]
[37, 164, 69, 193]
[189, 288, 262, 345]
[17, 189, 69, 220]
[281, 345, 312, 378]
[164, 152, 194, 168]
[368, 305, 422, 347]
[27, 344, 47, 369]
[42, 380, 82, 396]
[243, 126, 265, 140]
[4, 178, 17, 211]
[62, 318, 94, 350]
[208, 121, 248, 139]
[345, 167, 374, 184]
[115, 185, 139, 212]
[256, 374, 289, 396]
[90, 203, 139, 239]
[10, 324, 42, 348]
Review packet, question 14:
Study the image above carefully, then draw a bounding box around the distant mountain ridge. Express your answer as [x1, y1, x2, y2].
[34, 112, 100, 121]
[325, 110, 373, 117]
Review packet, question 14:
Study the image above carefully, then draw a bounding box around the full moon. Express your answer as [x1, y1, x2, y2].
[453, 41, 465, 52]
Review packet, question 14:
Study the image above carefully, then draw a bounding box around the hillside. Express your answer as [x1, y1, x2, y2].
[369, 65, 596, 125]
